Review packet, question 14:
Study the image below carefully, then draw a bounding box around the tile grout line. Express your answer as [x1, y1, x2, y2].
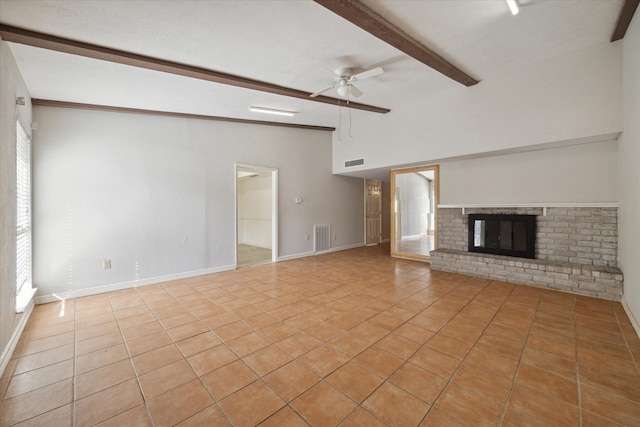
[411, 275, 508, 426]
[613, 307, 640, 372]
[115, 289, 153, 425]
[245, 262, 437, 426]
[0, 272, 504, 426]
[577, 301, 639, 426]
[4, 248, 638, 426]
[121, 288, 158, 427]
[575, 297, 583, 427]
[432, 278, 528, 427]
[156, 281, 243, 420]
[182, 282, 238, 427]
[496, 287, 544, 426]
[319, 271, 466, 425]
[205, 271, 356, 426]
[1, 309, 71, 426]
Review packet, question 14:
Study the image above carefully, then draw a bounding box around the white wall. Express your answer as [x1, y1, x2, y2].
[238, 175, 272, 249]
[619, 14, 640, 331]
[0, 39, 33, 375]
[440, 140, 618, 204]
[32, 106, 364, 299]
[333, 42, 622, 175]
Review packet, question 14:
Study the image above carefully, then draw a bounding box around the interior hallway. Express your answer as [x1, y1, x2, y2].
[1, 245, 639, 426]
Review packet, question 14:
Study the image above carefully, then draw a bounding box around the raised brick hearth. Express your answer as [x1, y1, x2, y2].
[430, 207, 624, 300]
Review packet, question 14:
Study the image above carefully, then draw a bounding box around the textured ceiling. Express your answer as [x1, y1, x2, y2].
[0, 0, 624, 129]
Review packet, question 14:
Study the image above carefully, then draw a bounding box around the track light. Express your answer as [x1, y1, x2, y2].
[506, 0, 519, 15]
[249, 106, 296, 117]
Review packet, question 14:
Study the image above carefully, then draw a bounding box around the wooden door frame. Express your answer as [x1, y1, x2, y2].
[390, 165, 439, 262]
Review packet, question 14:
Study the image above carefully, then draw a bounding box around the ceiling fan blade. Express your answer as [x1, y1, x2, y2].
[327, 67, 342, 77]
[310, 84, 336, 98]
[349, 84, 363, 98]
[351, 67, 383, 81]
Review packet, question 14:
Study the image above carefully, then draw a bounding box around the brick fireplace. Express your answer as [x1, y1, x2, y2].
[430, 206, 623, 300]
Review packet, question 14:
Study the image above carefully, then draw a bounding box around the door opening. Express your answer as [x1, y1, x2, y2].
[390, 165, 439, 262]
[236, 164, 278, 268]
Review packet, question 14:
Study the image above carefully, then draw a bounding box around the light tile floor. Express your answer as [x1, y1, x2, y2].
[237, 244, 272, 269]
[1, 245, 639, 426]
[395, 234, 435, 256]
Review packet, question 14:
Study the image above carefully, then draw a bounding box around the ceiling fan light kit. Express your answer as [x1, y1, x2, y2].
[310, 67, 383, 99]
[336, 82, 350, 97]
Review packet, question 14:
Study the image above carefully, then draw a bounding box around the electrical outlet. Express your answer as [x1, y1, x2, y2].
[305, 234, 309, 240]
[103, 259, 111, 269]
[333, 235, 337, 241]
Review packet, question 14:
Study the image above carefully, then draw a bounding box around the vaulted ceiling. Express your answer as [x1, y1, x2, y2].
[0, 0, 632, 130]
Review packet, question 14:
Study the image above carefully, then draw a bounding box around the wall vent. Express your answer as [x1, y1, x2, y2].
[345, 158, 364, 167]
[314, 224, 331, 253]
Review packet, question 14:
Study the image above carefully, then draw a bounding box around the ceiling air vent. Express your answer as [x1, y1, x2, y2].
[345, 158, 364, 167]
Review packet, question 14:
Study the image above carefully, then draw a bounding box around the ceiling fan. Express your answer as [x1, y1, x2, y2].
[310, 67, 383, 99]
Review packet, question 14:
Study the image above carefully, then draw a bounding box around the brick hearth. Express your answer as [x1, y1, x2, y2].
[430, 207, 623, 300]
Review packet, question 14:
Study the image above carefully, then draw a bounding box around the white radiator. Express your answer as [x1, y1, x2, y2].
[314, 224, 331, 253]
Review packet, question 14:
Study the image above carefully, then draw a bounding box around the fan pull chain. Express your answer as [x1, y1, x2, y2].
[348, 102, 353, 137]
[337, 98, 343, 141]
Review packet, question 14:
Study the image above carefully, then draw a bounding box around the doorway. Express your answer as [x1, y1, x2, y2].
[236, 164, 278, 268]
[390, 165, 439, 261]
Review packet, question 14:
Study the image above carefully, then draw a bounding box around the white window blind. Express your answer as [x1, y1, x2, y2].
[16, 119, 32, 303]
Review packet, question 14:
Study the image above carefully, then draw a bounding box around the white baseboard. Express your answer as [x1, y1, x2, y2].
[621, 295, 640, 338]
[34, 264, 236, 305]
[330, 243, 365, 252]
[0, 299, 34, 378]
[34, 243, 368, 305]
[278, 251, 315, 262]
[277, 243, 365, 262]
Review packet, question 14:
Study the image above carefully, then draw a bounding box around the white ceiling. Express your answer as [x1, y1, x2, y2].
[0, 0, 624, 129]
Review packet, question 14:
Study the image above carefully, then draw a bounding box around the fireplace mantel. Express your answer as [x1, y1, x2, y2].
[438, 203, 619, 216]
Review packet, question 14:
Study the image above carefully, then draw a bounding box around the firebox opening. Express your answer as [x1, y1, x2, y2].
[468, 214, 536, 259]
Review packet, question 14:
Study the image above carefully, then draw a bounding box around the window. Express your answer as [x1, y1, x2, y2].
[16, 119, 33, 312]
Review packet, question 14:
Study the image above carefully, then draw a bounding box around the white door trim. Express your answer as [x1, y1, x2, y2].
[235, 163, 279, 265]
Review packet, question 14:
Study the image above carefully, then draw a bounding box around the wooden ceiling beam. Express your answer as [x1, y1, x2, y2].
[313, 0, 478, 87]
[0, 24, 390, 114]
[32, 99, 336, 131]
[611, 0, 639, 41]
